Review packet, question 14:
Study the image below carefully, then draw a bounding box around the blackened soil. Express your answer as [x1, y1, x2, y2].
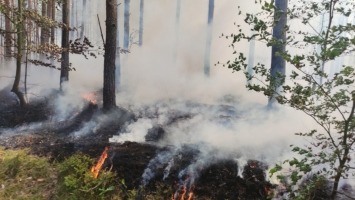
[0, 91, 274, 200]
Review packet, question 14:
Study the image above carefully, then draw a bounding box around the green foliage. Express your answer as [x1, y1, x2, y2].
[56, 153, 116, 200]
[224, 0, 355, 198]
[294, 175, 330, 200]
[0, 148, 56, 200]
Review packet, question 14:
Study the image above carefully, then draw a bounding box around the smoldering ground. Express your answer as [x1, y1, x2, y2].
[1, 0, 352, 197]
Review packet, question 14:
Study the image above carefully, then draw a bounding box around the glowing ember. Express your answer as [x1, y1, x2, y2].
[82, 92, 98, 104]
[91, 147, 109, 178]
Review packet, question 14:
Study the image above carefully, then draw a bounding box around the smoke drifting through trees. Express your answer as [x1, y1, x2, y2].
[2, 1, 353, 193]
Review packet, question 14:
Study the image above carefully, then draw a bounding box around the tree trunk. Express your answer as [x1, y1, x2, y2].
[47, 0, 52, 40]
[27, 0, 33, 45]
[34, 0, 39, 46]
[103, 0, 117, 111]
[12, 0, 27, 107]
[60, 0, 70, 88]
[4, 0, 12, 58]
[268, 0, 288, 107]
[203, 0, 214, 77]
[115, 1, 121, 91]
[80, 0, 86, 39]
[173, 0, 181, 61]
[40, 0, 49, 45]
[50, 0, 55, 44]
[138, 0, 144, 46]
[247, 33, 256, 85]
[123, 0, 130, 49]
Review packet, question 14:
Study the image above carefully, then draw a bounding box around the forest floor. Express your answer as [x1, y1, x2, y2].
[0, 89, 277, 200]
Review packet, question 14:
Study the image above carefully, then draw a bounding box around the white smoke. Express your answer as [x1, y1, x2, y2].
[2, 0, 352, 193]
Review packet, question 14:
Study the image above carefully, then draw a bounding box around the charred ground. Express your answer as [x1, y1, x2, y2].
[0, 89, 275, 200]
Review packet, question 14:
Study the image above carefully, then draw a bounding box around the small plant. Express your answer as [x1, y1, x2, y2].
[295, 175, 330, 200]
[56, 153, 116, 200]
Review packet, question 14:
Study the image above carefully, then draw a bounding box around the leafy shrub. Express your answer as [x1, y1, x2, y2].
[294, 175, 330, 200]
[56, 153, 116, 200]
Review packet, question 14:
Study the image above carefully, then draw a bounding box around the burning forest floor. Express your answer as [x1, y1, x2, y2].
[0, 89, 280, 200]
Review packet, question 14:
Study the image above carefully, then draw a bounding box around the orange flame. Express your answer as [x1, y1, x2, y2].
[91, 147, 109, 178]
[180, 185, 187, 200]
[82, 92, 97, 105]
[172, 183, 194, 200]
[187, 191, 194, 200]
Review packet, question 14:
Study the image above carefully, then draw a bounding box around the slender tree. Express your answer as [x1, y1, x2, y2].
[40, 0, 49, 45]
[103, 0, 117, 111]
[4, 0, 12, 58]
[47, 0, 52, 40]
[203, 0, 214, 77]
[80, 0, 86, 39]
[50, 0, 55, 43]
[60, 0, 70, 88]
[138, 0, 144, 46]
[115, 3, 121, 91]
[173, 0, 181, 61]
[246, 34, 255, 85]
[123, 0, 130, 49]
[12, 0, 27, 107]
[268, 0, 288, 106]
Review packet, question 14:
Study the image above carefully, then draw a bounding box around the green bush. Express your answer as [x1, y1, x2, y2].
[56, 153, 116, 200]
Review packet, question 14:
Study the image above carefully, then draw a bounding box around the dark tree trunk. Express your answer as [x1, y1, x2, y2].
[138, 0, 144, 46]
[12, 0, 27, 107]
[268, 0, 288, 106]
[60, 0, 70, 88]
[203, 0, 214, 77]
[40, 0, 49, 45]
[103, 0, 117, 111]
[123, 0, 130, 49]
[50, 0, 55, 43]
[4, 0, 12, 58]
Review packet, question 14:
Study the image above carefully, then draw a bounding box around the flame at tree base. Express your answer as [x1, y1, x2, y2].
[91, 147, 109, 178]
[82, 92, 98, 105]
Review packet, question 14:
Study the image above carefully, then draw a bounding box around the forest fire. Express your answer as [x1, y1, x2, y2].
[82, 92, 98, 105]
[91, 147, 109, 178]
[172, 181, 194, 200]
